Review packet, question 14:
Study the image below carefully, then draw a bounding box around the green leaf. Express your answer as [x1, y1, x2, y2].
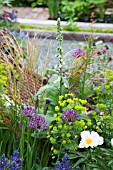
[73, 158, 87, 168]
[68, 153, 80, 159]
[31, 131, 47, 139]
[36, 84, 50, 95]
[48, 74, 60, 85]
[62, 77, 69, 88]
[38, 113, 55, 124]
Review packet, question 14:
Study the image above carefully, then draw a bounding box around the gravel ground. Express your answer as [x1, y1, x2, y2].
[33, 38, 84, 72]
[23, 37, 113, 74]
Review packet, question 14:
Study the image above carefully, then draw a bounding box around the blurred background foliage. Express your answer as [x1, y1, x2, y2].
[9, 0, 113, 22]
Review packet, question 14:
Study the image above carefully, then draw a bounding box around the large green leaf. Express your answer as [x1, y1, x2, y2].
[36, 84, 51, 95]
[38, 113, 55, 124]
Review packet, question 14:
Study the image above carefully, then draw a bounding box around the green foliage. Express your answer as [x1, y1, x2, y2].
[26, 0, 47, 7]
[19, 23, 56, 30]
[60, 0, 106, 22]
[69, 148, 113, 170]
[0, 0, 13, 6]
[47, 94, 88, 160]
[47, 0, 59, 19]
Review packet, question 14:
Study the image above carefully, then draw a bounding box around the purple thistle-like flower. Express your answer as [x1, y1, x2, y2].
[28, 115, 49, 130]
[0, 154, 9, 169]
[22, 106, 36, 118]
[54, 154, 71, 170]
[62, 110, 79, 122]
[73, 48, 83, 58]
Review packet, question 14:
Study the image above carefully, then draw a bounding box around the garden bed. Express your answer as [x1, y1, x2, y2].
[1, 18, 113, 169]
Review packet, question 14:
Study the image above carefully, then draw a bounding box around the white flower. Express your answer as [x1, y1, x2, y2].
[111, 138, 113, 147]
[79, 131, 104, 148]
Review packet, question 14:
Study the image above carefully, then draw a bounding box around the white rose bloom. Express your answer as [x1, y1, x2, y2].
[79, 131, 104, 148]
[111, 138, 113, 146]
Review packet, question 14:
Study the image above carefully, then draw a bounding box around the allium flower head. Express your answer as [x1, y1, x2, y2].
[73, 48, 83, 58]
[29, 115, 49, 130]
[22, 106, 36, 118]
[62, 110, 79, 122]
[79, 131, 104, 148]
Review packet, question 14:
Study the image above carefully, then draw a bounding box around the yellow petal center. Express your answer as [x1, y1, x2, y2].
[86, 138, 93, 145]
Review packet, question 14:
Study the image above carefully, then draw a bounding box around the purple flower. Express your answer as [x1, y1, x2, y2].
[11, 31, 28, 39]
[22, 106, 36, 118]
[10, 151, 22, 170]
[46, 99, 50, 104]
[0, 151, 22, 170]
[0, 154, 9, 169]
[7, 10, 17, 20]
[10, 161, 20, 170]
[54, 154, 71, 170]
[11, 151, 22, 166]
[62, 110, 79, 122]
[73, 48, 83, 58]
[28, 115, 49, 130]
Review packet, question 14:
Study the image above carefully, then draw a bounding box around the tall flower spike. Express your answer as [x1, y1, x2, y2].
[0, 154, 9, 169]
[11, 151, 22, 166]
[56, 18, 63, 96]
[54, 154, 71, 170]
